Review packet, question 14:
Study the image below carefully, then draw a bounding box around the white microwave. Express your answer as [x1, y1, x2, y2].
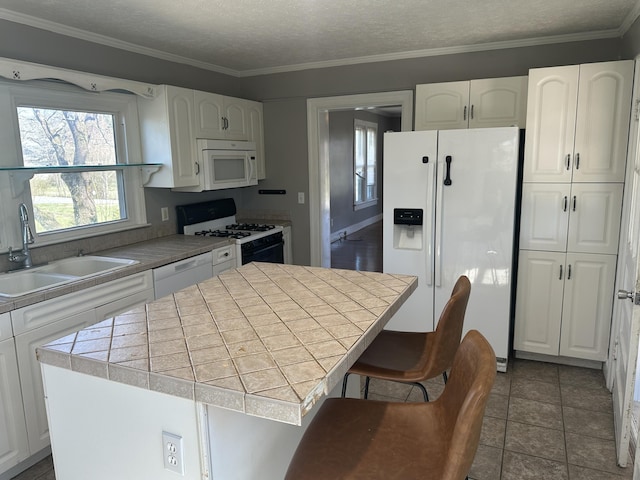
[175, 139, 258, 191]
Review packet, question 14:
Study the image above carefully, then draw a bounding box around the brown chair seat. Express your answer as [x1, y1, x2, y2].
[286, 330, 496, 480]
[343, 275, 471, 400]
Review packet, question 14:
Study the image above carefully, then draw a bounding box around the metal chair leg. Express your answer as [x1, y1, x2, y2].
[412, 381, 429, 401]
[341, 373, 350, 397]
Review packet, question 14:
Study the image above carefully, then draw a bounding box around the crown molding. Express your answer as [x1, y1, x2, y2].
[0, 7, 630, 79]
[0, 8, 238, 77]
[237, 30, 621, 77]
[620, 0, 640, 34]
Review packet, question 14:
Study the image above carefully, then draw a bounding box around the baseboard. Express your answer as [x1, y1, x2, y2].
[0, 446, 51, 480]
[331, 214, 382, 243]
[515, 350, 603, 370]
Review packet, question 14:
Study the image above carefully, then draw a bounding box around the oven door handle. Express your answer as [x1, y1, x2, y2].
[243, 240, 284, 257]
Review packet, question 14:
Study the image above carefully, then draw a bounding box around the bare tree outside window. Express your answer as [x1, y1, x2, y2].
[16, 107, 125, 233]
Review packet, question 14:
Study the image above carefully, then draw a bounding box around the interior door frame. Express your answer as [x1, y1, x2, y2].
[306, 91, 414, 267]
[605, 55, 640, 468]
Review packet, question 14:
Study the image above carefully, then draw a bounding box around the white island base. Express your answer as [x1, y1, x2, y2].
[42, 363, 360, 480]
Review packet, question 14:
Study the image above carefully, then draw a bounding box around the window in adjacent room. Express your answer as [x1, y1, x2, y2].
[353, 119, 378, 210]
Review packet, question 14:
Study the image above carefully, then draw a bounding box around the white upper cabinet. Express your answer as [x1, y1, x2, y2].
[520, 182, 623, 255]
[138, 85, 199, 188]
[244, 100, 266, 179]
[519, 183, 571, 252]
[194, 91, 225, 139]
[524, 61, 634, 183]
[415, 76, 528, 130]
[573, 62, 634, 182]
[222, 96, 250, 140]
[415, 81, 468, 130]
[566, 183, 623, 254]
[139, 86, 266, 187]
[194, 92, 250, 141]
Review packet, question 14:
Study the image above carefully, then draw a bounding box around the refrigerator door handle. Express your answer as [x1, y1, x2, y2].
[426, 160, 436, 287]
[435, 158, 445, 287]
[444, 156, 453, 186]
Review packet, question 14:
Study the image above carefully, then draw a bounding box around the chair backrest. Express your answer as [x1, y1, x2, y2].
[424, 275, 471, 376]
[438, 329, 496, 480]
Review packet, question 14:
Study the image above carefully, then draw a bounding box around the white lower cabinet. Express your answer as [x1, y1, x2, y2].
[15, 309, 96, 454]
[0, 312, 29, 474]
[6, 271, 153, 474]
[283, 226, 292, 264]
[514, 250, 616, 361]
[212, 244, 236, 275]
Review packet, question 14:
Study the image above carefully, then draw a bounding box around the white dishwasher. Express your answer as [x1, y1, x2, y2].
[152, 252, 213, 299]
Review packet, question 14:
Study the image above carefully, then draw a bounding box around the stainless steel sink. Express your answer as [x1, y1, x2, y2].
[0, 256, 138, 298]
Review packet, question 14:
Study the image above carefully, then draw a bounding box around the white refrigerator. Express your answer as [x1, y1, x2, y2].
[383, 127, 519, 371]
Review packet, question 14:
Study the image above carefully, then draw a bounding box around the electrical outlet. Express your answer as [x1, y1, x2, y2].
[161, 207, 169, 222]
[297, 192, 305, 204]
[162, 431, 184, 475]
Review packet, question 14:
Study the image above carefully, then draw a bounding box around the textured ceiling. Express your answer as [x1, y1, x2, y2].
[0, 0, 638, 76]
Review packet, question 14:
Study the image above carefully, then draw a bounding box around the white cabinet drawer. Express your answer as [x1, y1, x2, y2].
[212, 245, 235, 265]
[11, 271, 153, 335]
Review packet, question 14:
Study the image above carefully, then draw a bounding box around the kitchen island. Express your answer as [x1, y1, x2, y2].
[37, 262, 416, 479]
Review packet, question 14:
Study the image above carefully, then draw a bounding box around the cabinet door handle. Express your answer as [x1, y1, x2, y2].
[572, 195, 576, 211]
[563, 196, 568, 212]
[195, 162, 200, 175]
[566, 154, 571, 170]
[470, 104, 474, 119]
[559, 264, 563, 280]
[567, 264, 572, 280]
[463, 106, 467, 121]
[575, 153, 580, 170]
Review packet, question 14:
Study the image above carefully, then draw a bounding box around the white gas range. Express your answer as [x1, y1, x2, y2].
[176, 199, 284, 267]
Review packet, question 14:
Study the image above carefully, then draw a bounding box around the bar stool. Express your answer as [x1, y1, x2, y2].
[342, 275, 471, 401]
[286, 330, 496, 480]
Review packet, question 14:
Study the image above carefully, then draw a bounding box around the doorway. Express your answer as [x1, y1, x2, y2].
[306, 91, 414, 267]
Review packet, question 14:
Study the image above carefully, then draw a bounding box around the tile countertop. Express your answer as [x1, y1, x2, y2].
[37, 262, 417, 425]
[0, 234, 230, 313]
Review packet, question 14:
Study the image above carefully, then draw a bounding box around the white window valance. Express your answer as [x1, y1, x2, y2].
[0, 57, 157, 98]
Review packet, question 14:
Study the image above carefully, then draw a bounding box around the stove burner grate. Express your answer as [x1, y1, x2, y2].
[195, 230, 251, 239]
[225, 223, 276, 232]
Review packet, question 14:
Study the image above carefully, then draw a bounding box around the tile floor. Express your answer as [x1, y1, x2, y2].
[365, 358, 633, 479]
[11, 358, 633, 479]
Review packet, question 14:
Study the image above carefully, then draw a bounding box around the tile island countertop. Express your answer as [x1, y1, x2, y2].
[37, 262, 417, 425]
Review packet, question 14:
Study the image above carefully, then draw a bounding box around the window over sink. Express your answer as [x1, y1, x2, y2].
[0, 80, 147, 248]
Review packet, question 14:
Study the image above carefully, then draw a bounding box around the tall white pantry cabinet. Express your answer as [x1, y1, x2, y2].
[514, 60, 634, 362]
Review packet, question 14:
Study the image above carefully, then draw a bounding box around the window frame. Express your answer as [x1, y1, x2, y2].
[0, 79, 147, 249]
[353, 118, 378, 211]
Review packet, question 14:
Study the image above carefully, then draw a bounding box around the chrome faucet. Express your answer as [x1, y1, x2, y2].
[8, 203, 35, 268]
